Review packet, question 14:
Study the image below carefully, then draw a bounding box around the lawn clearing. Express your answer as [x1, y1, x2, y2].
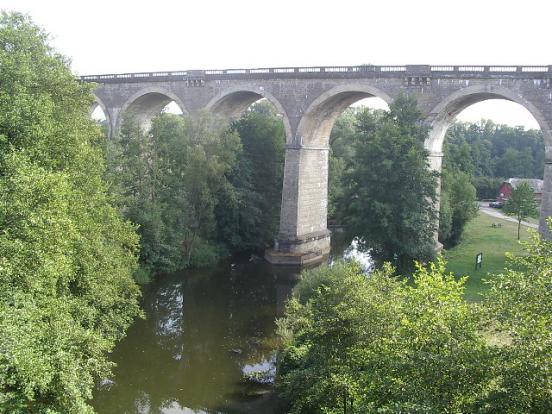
[444, 212, 533, 301]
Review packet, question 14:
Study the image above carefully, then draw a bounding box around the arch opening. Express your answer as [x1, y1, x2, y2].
[91, 104, 107, 122]
[205, 88, 292, 143]
[90, 99, 112, 137]
[426, 88, 551, 155]
[427, 88, 551, 240]
[162, 101, 184, 115]
[120, 89, 187, 133]
[457, 100, 540, 130]
[297, 85, 392, 147]
[208, 91, 267, 118]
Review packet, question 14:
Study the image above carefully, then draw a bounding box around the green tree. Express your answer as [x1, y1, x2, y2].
[483, 225, 552, 413]
[328, 108, 360, 220]
[218, 102, 285, 251]
[503, 182, 539, 240]
[109, 112, 241, 272]
[277, 230, 552, 414]
[277, 259, 490, 413]
[472, 176, 503, 199]
[439, 170, 479, 246]
[339, 96, 438, 267]
[444, 120, 544, 181]
[0, 12, 141, 413]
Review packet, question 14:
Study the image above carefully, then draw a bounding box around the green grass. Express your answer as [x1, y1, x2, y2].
[444, 212, 533, 301]
[524, 216, 539, 225]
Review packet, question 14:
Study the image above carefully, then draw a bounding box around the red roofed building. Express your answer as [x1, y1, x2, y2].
[498, 178, 543, 202]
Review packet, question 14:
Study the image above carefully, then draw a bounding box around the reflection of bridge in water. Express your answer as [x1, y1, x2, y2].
[84, 65, 552, 264]
[92, 253, 296, 413]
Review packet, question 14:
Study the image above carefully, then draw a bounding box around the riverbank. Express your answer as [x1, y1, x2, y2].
[444, 211, 532, 301]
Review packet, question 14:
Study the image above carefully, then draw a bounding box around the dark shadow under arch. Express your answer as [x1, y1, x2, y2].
[205, 87, 292, 143]
[119, 87, 187, 132]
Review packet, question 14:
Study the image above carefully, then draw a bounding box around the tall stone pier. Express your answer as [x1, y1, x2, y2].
[265, 145, 331, 265]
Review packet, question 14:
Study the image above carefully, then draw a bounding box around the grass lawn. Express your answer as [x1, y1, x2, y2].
[444, 212, 534, 301]
[524, 216, 539, 225]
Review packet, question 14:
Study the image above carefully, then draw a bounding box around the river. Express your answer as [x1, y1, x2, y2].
[92, 233, 372, 414]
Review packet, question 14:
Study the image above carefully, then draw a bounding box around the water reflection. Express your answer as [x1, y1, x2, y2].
[93, 236, 371, 413]
[135, 393, 212, 414]
[342, 238, 374, 272]
[330, 231, 374, 273]
[242, 353, 277, 384]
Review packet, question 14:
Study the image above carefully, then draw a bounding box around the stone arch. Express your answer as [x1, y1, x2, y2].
[265, 84, 393, 264]
[119, 87, 188, 132]
[425, 85, 552, 155]
[90, 95, 113, 137]
[426, 84, 552, 238]
[205, 86, 292, 141]
[296, 83, 393, 147]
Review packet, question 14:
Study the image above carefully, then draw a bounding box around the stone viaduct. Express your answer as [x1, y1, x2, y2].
[83, 64, 552, 265]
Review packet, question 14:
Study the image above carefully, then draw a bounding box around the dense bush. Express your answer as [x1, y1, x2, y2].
[0, 13, 141, 413]
[109, 102, 285, 274]
[277, 259, 489, 413]
[109, 112, 241, 272]
[277, 230, 552, 413]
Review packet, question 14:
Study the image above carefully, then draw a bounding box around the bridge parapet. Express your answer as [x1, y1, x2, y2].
[81, 64, 552, 84]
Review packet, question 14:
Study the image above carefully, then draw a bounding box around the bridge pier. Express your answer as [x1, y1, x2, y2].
[539, 161, 552, 237]
[428, 150, 444, 253]
[265, 145, 331, 265]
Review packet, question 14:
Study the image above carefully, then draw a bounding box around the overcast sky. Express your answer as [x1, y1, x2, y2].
[4, 0, 550, 128]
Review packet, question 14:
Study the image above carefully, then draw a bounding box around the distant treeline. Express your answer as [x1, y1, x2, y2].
[443, 120, 544, 199]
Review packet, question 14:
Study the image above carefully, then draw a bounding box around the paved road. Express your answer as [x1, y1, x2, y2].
[478, 202, 539, 229]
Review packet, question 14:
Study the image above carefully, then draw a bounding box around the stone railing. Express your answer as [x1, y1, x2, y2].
[80, 65, 552, 83]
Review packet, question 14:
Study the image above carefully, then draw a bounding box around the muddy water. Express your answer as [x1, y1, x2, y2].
[92, 234, 371, 413]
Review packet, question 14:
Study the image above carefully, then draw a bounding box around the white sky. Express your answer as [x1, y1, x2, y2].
[5, 0, 550, 129]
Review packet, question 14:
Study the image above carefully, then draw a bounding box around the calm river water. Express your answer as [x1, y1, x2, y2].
[92, 233, 371, 414]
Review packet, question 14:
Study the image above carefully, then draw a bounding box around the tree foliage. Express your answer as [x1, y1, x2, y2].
[278, 237, 552, 413]
[216, 102, 285, 251]
[444, 120, 544, 180]
[109, 102, 285, 273]
[437, 119, 544, 246]
[503, 181, 539, 240]
[443, 120, 544, 198]
[483, 226, 552, 413]
[109, 112, 241, 272]
[277, 259, 489, 413]
[337, 95, 438, 266]
[328, 108, 358, 220]
[439, 170, 479, 247]
[329, 114, 541, 249]
[0, 12, 141, 413]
